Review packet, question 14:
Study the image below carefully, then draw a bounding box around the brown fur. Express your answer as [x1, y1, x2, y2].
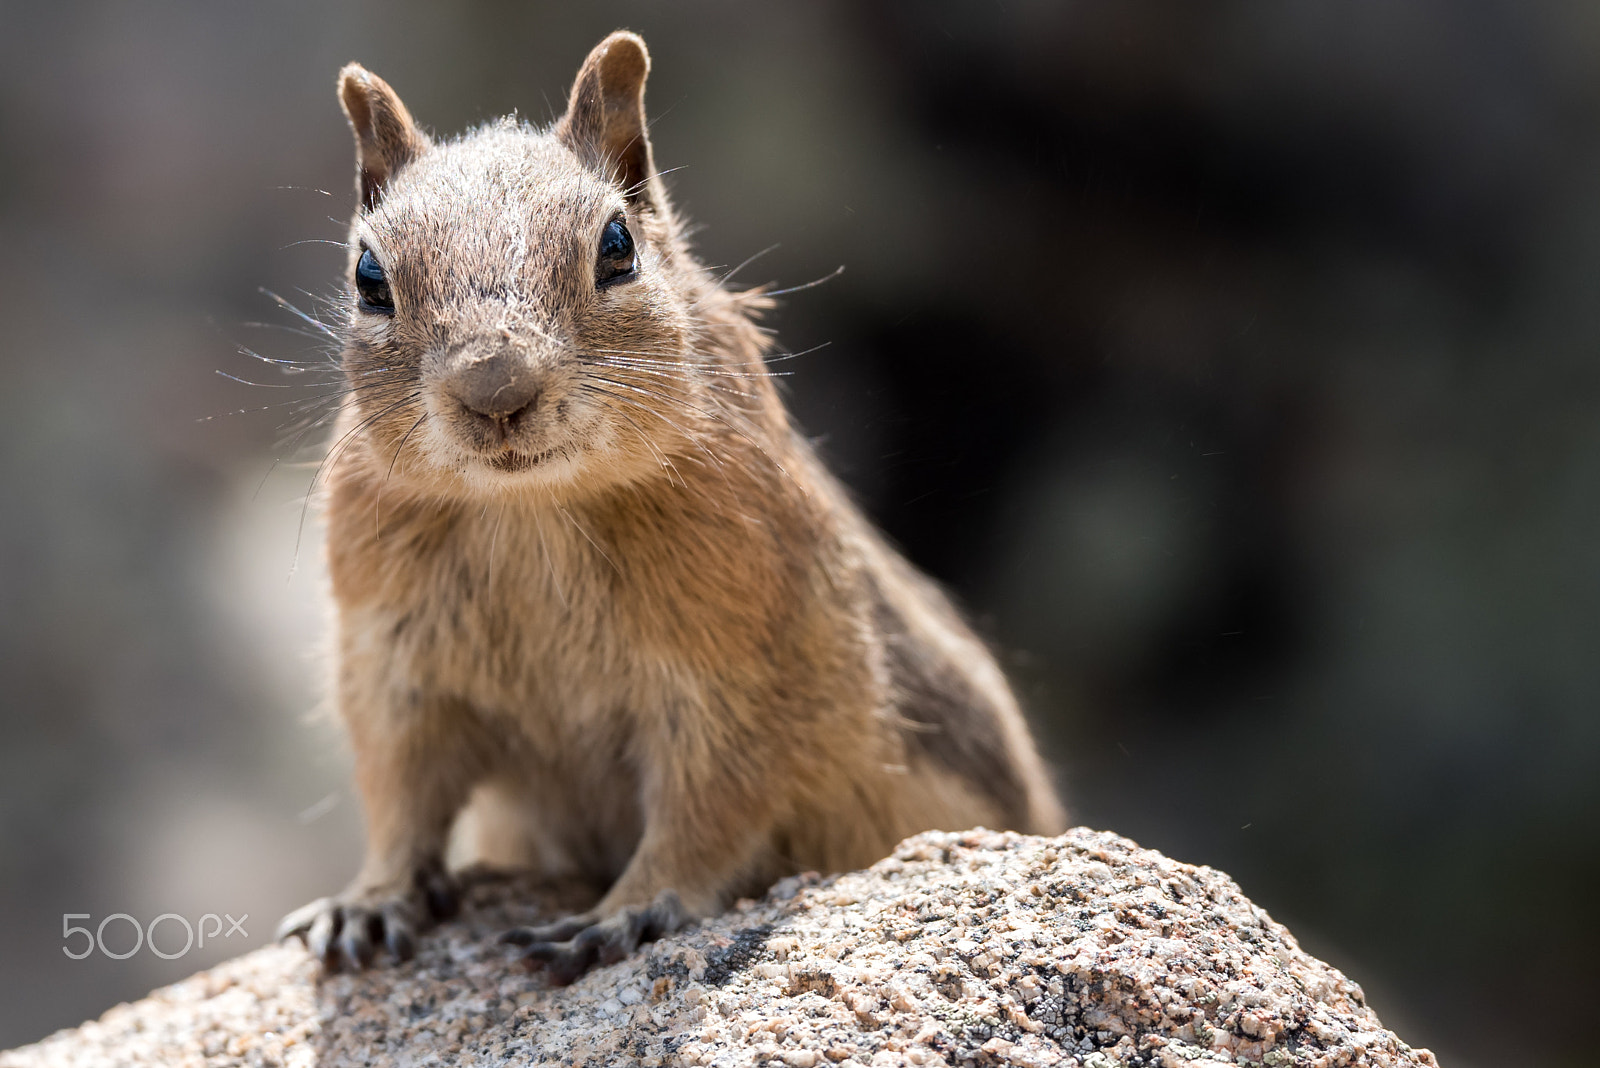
[286, 31, 1064, 967]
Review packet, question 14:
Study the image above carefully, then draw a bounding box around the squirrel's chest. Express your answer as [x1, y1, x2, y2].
[336, 505, 639, 717]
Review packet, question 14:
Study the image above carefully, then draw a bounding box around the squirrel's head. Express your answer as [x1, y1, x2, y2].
[330, 33, 769, 501]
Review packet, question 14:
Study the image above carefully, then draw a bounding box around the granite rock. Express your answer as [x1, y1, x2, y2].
[0, 828, 1439, 1067]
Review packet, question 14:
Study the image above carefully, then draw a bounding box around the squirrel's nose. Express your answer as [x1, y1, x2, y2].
[450, 358, 542, 424]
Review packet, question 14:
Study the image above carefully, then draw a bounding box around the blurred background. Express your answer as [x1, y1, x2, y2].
[1, 2, 1596, 1064]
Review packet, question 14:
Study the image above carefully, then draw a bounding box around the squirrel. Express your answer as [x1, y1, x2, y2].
[276, 30, 1065, 981]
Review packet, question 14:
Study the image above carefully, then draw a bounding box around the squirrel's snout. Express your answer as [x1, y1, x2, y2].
[445, 356, 545, 440]
[428, 339, 578, 471]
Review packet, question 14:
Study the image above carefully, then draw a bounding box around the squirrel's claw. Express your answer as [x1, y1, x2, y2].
[274, 896, 333, 945]
[503, 889, 687, 984]
[275, 866, 457, 971]
[499, 911, 595, 947]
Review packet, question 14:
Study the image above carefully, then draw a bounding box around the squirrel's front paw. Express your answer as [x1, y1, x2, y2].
[276, 864, 458, 970]
[499, 889, 687, 984]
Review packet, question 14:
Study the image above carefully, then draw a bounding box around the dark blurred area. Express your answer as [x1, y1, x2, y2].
[1, 2, 1596, 1063]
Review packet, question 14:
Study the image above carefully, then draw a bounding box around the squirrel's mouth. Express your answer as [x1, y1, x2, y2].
[482, 447, 555, 473]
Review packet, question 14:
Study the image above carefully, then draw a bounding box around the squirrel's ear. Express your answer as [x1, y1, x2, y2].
[556, 31, 662, 211]
[337, 64, 428, 211]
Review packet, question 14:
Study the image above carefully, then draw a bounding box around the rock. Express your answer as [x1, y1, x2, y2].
[0, 829, 1439, 1067]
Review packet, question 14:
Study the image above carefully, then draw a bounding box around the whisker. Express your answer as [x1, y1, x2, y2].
[260, 287, 340, 338]
[198, 403, 290, 423]
[588, 373, 796, 490]
[590, 340, 826, 371]
[531, 500, 567, 610]
[757, 264, 845, 298]
[620, 164, 688, 199]
[582, 377, 764, 514]
[224, 377, 417, 427]
[588, 360, 764, 406]
[579, 384, 739, 513]
[272, 379, 417, 449]
[201, 377, 413, 430]
[488, 500, 508, 591]
[714, 243, 780, 288]
[585, 377, 730, 474]
[588, 351, 793, 381]
[555, 502, 620, 577]
[761, 341, 831, 365]
[235, 331, 340, 355]
[215, 369, 299, 389]
[578, 388, 679, 485]
[375, 408, 430, 538]
[252, 457, 281, 503]
[279, 238, 353, 251]
[592, 363, 758, 400]
[387, 411, 430, 483]
[291, 390, 421, 578]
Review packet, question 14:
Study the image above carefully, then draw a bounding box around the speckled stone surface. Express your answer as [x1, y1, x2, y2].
[0, 829, 1438, 1068]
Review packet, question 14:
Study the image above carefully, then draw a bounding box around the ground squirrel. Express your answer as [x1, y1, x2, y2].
[277, 30, 1065, 981]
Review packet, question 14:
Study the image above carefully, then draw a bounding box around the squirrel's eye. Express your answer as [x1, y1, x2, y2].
[355, 248, 394, 312]
[596, 217, 636, 287]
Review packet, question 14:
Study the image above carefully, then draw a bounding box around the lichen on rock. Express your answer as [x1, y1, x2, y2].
[0, 828, 1438, 1067]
